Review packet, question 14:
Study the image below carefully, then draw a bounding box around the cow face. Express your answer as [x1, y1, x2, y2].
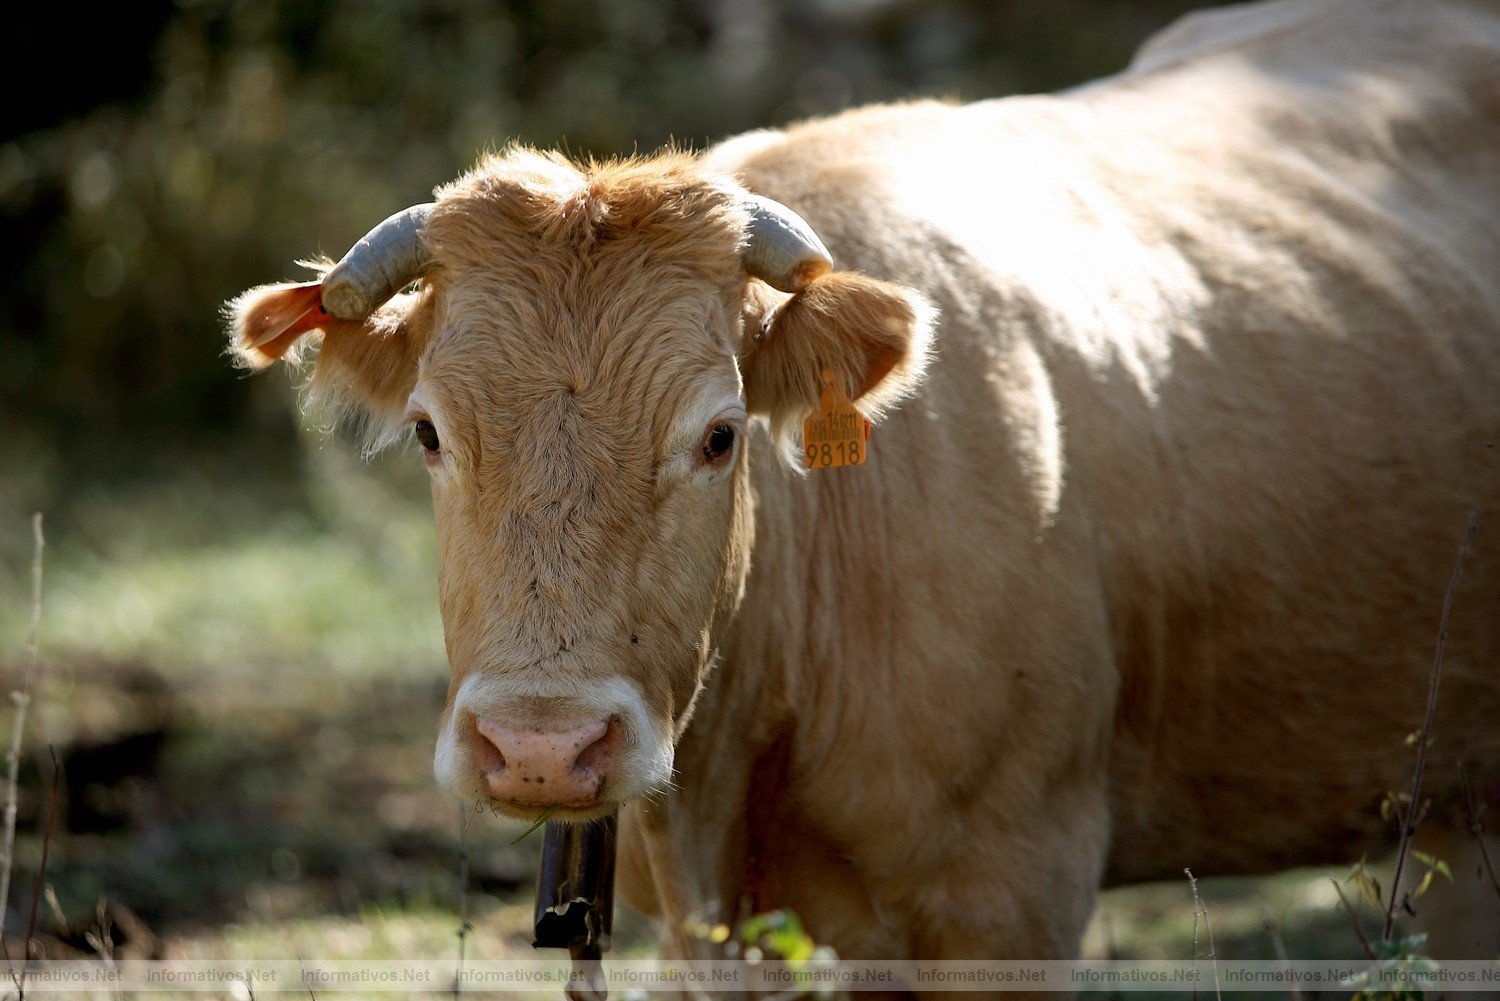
[227, 149, 933, 820]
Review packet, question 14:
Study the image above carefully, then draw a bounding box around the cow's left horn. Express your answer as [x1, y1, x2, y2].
[321, 203, 436, 320]
[741, 194, 833, 293]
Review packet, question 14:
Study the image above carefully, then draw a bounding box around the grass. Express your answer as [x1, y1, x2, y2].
[0, 442, 443, 681]
[1086, 869, 1365, 961]
[0, 442, 1403, 997]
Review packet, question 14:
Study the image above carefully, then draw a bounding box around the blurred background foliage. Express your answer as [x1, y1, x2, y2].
[2, 0, 1218, 481]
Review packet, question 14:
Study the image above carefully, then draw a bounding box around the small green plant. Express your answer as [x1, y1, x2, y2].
[737, 909, 826, 966]
[683, 907, 839, 997]
[1342, 933, 1440, 1001]
[1345, 852, 1450, 917]
[1331, 511, 1478, 1001]
[511, 806, 558, 845]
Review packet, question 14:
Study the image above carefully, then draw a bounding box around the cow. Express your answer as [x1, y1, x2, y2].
[227, 0, 1500, 969]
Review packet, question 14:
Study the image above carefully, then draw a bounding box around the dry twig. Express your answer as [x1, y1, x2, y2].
[1458, 764, 1500, 906]
[9, 750, 60, 1001]
[295, 954, 318, 1001]
[1384, 509, 1477, 941]
[1184, 869, 1222, 1001]
[0, 515, 45, 941]
[1331, 878, 1377, 960]
[1261, 906, 1302, 1001]
[84, 898, 120, 1001]
[453, 800, 482, 999]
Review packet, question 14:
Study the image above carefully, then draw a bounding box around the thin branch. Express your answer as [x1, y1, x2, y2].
[1261, 906, 1302, 1001]
[1458, 764, 1500, 906]
[1184, 869, 1221, 1001]
[0, 515, 45, 942]
[1331, 878, 1376, 961]
[1384, 508, 1477, 941]
[296, 954, 318, 1001]
[1188, 875, 1199, 1001]
[85, 899, 119, 1001]
[453, 800, 482, 999]
[14, 750, 60, 1001]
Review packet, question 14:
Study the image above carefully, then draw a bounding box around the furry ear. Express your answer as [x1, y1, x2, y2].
[225, 279, 429, 447]
[740, 271, 936, 447]
[228, 280, 334, 368]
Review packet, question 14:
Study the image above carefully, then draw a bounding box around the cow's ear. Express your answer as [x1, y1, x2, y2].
[225, 278, 429, 446]
[740, 271, 935, 446]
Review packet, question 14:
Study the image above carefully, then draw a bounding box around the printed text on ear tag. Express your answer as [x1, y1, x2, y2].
[803, 379, 871, 470]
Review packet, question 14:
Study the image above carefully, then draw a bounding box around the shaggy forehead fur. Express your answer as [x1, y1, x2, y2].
[407, 150, 755, 678]
[416, 149, 750, 460]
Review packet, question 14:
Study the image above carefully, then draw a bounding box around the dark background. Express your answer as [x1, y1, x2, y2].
[3, 0, 1214, 479]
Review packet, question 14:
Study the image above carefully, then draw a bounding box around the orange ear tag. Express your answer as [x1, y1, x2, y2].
[803, 375, 872, 470]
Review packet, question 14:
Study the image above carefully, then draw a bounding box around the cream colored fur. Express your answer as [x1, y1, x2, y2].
[228, 0, 1500, 974]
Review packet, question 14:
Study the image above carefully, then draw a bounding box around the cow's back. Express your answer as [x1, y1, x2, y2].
[713, 0, 1500, 886]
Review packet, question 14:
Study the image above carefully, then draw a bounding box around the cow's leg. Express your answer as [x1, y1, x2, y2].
[753, 821, 910, 959]
[817, 777, 1106, 1001]
[741, 763, 1110, 965]
[615, 803, 662, 920]
[1405, 820, 1500, 960]
[906, 778, 1109, 964]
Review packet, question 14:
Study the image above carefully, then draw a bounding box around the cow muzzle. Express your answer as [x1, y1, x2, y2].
[435, 677, 672, 817]
[470, 715, 627, 809]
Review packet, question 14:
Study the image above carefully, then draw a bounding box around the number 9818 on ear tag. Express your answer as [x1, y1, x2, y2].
[803, 382, 872, 470]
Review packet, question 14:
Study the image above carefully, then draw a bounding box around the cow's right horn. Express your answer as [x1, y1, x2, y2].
[741, 195, 834, 294]
[321, 203, 437, 320]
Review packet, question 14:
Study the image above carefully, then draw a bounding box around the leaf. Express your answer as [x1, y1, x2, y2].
[1395, 933, 1429, 952]
[1415, 870, 1433, 898]
[1410, 852, 1453, 882]
[510, 806, 558, 844]
[1356, 871, 1384, 909]
[740, 910, 817, 966]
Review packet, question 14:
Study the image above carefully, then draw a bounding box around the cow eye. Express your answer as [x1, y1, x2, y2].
[702, 423, 735, 463]
[414, 418, 441, 453]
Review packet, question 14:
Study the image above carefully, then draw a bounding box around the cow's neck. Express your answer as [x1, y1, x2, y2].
[622, 432, 898, 945]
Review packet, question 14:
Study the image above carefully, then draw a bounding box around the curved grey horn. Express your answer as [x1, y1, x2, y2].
[741, 194, 833, 293]
[321, 203, 436, 320]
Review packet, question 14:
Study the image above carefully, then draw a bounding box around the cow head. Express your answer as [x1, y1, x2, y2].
[226, 149, 933, 821]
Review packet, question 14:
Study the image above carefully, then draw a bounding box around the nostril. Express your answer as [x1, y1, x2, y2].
[574, 715, 627, 776]
[466, 714, 507, 773]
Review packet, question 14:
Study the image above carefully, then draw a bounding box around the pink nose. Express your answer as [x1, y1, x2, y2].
[473, 717, 624, 808]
